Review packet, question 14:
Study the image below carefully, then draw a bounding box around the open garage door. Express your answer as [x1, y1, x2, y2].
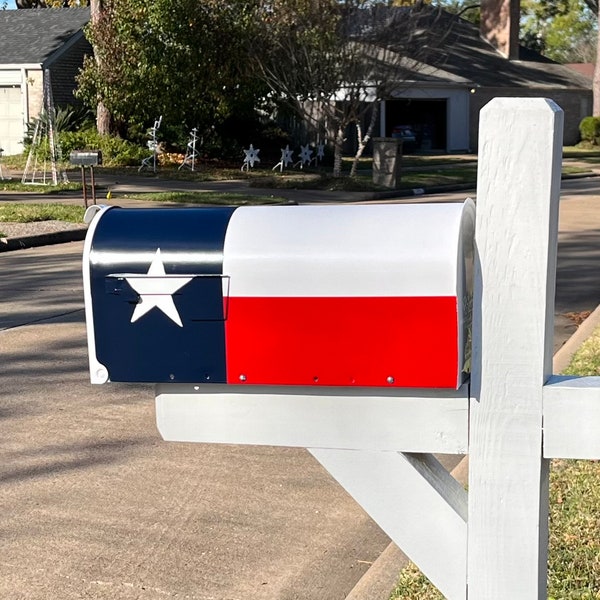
[0, 85, 24, 156]
[386, 99, 447, 152]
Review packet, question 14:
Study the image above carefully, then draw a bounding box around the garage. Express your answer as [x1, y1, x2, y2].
[0, 85, 23, 156]
[0, 8, 92, 157]
[385, 98, 448, 152]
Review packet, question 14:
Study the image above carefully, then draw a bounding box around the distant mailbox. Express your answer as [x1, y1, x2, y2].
[83, 202, 475, 388]
[70, 150, 102, 166]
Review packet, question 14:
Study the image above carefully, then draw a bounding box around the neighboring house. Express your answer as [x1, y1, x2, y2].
[0, 7, 91, 155]
[566, 63, 594, 81]
[359, 1, 592, 152]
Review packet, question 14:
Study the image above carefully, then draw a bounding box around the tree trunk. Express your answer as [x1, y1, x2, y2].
[96, 101, 112, 135]
[332, 125, 345, 178]
[90, 0, 113, 134]
[350, 103, 379, 178]
[594, 9, 600, 115]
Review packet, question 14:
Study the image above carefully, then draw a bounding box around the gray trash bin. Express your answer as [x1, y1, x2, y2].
[372, 137, 402, 189]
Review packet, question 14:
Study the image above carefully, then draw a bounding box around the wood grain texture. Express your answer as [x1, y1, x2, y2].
[544, 376, 600, 459]
[468, 97, 563, 599]
[155, 383, 469, 453]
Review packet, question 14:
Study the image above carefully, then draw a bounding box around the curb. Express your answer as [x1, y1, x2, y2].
[0, 228, 87, 252]
[345, 304, 600, 600]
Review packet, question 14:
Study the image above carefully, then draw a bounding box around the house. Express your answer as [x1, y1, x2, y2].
[0, 7, 91, 155]
[376, 0, 592, 152]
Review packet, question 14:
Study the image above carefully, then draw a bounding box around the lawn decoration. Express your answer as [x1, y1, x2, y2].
[272, 145, 294, 172]
[22, 70, 67, 185]
[241, 144, 260, 171]
[179, 128, 200, 172]
[316, 143, 325, 163]
[294, 144, 313, 169]
[139, 116, 163, 173]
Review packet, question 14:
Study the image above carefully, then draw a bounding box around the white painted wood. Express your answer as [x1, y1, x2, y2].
[544, 376, 600, 459]
[155, 383, 469, 453]
[468, 98, 563, 598]
[309, 449, 467, 600]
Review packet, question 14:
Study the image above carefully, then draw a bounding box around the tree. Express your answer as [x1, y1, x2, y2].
[77, 0, 263, 141]
[89, 0, 111, 134]
[583, 0, 600, 115]
[252, 0, 450, 177]
[520, 0, 596, 62]
[519, 0, 599, 115]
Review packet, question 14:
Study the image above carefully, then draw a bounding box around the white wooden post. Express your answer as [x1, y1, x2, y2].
[468, 98, 563, 598]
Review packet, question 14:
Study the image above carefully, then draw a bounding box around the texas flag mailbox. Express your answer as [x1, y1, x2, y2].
[83, 201, 475, 388]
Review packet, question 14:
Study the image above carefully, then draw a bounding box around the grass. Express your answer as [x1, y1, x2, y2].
[249, 164, 589, 193]
[0, 179, 81, 193]
[249, 166, 478, 192]
[399, 167, 477, 189]
[390, 324, 600, 600]
[0, 203, 85, 223]
[119, 191, 290, 205]
[563, 145, 600, 158]
[0, 150, 593, 201]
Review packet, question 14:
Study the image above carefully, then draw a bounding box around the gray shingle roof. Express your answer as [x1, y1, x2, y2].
[354, 6, 591, 90]
[0, 7, 90, 66]
[406, 10, 592, 89]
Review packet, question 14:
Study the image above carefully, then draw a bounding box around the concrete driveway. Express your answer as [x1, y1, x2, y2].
[0, 242, 390, 600]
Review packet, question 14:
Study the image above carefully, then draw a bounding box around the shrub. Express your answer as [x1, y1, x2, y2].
[25, 104, 92, 145]
[579, 116, 600, 145]
[59, 128, 149, 166]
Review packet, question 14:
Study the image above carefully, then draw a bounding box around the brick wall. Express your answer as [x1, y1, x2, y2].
[49, 36, 93, 107]
[470, 88, 592, 148]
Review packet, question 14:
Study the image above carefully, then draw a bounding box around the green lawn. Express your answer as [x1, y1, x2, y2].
[0, 203, 85, 223]
[0, 179, 81, 193]
[119, 191, 290, 205]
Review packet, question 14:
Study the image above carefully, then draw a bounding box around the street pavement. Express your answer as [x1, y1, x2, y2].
[1, 170, 600, 599]
[0, 241, 391, 600]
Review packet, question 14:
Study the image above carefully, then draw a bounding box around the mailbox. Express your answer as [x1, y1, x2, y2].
[70, 150, 102, 166]
[83, 202, 475, 388]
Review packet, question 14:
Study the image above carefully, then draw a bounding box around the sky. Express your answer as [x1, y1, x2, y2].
[4, 1, 17, 8]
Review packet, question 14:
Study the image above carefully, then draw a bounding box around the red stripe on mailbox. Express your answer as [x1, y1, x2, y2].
[224, 295, 459, 388]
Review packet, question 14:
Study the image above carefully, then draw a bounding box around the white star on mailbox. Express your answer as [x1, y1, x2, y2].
[126, 248, 192, 327]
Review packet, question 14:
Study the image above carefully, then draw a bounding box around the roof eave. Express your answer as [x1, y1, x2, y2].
[0, 63, 43, 70]
[42, 29, 88, 69]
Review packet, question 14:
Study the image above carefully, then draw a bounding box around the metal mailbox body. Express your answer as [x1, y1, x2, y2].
[70, 150, 102, 166]
[83, 202, 474, 388]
